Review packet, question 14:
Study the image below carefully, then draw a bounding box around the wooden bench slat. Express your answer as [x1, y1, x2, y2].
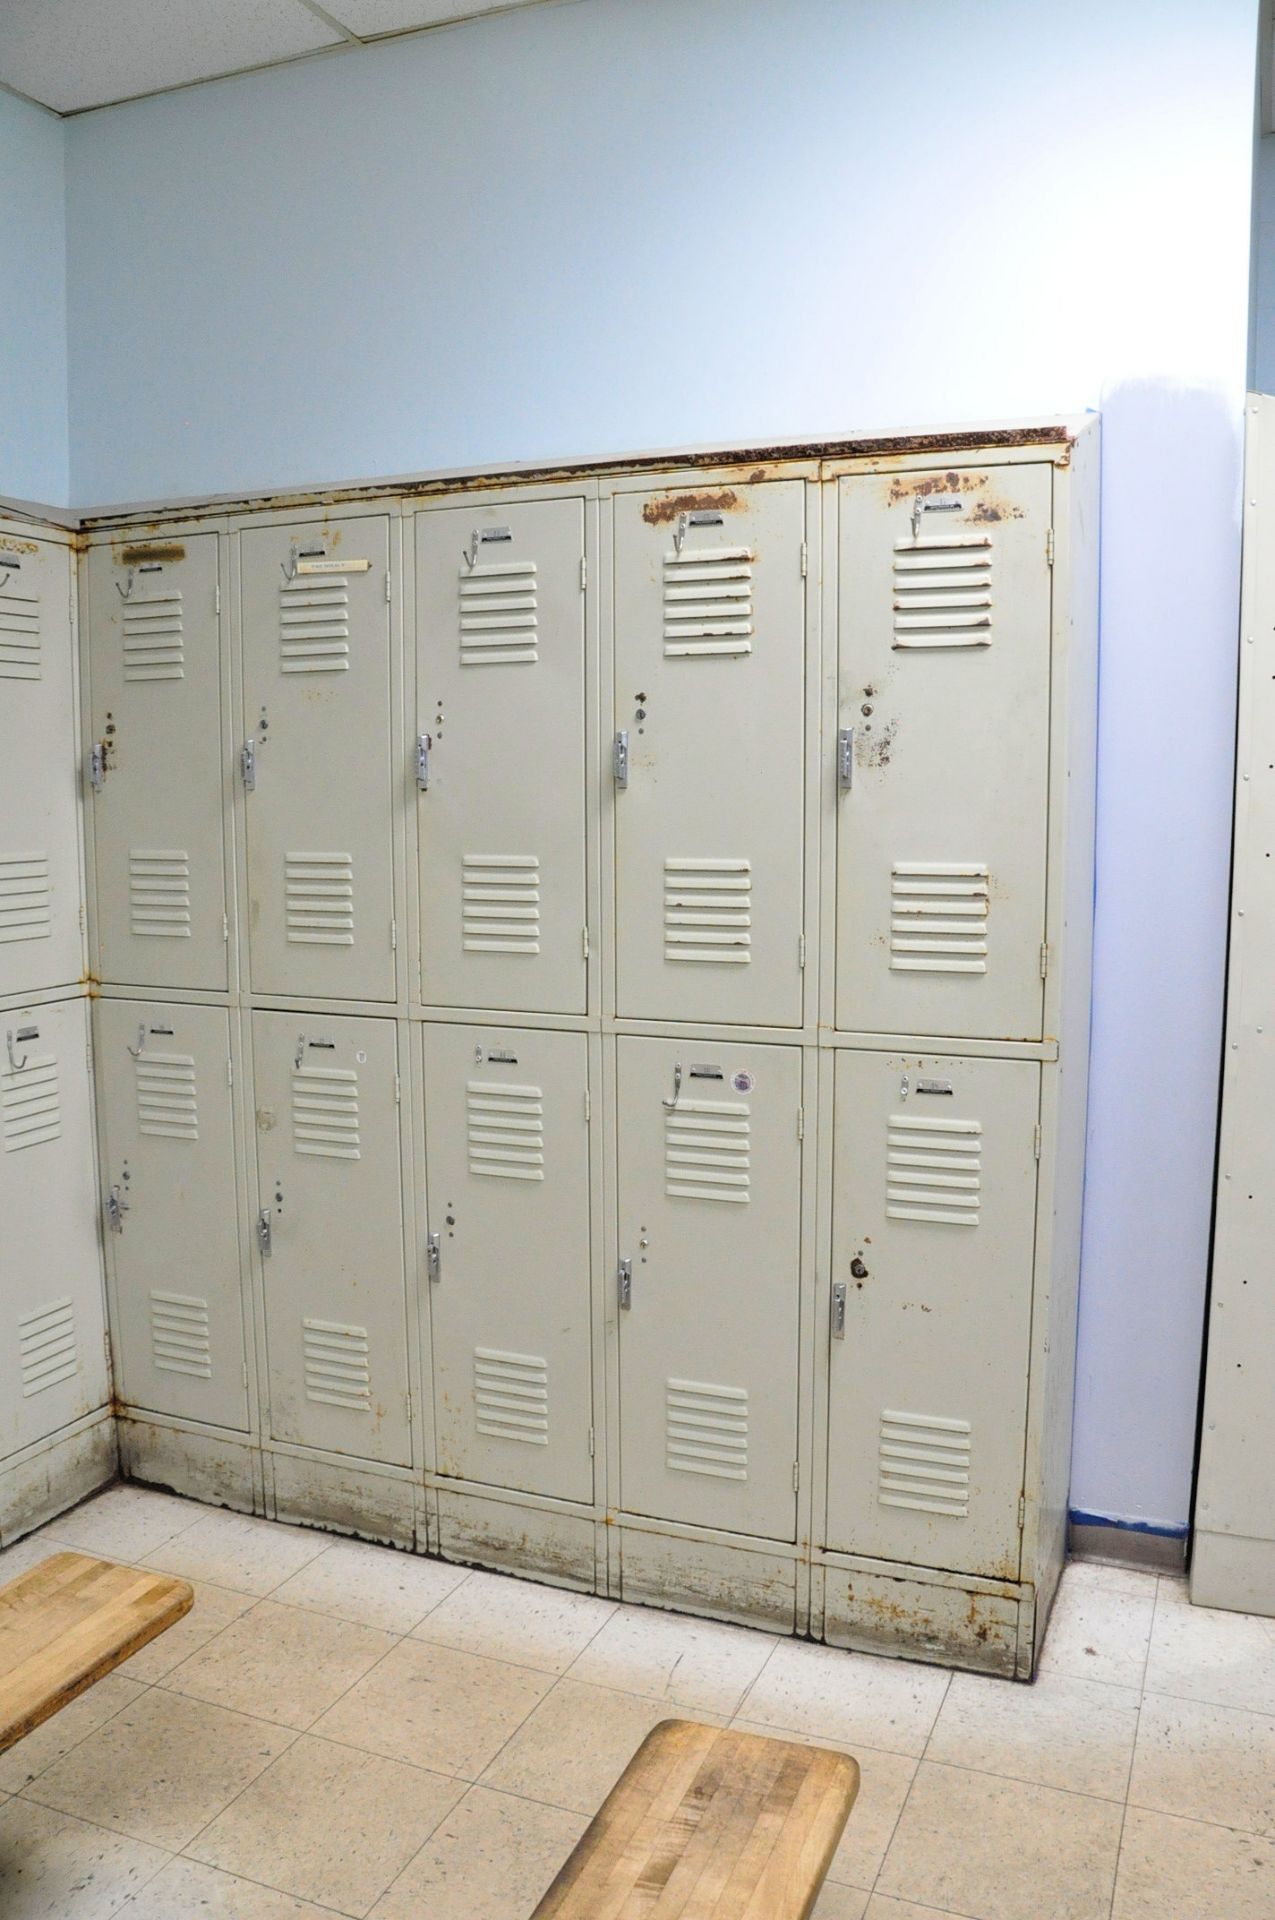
[532, 1719, 859, 1919]
[0, 1550, 193, 1753]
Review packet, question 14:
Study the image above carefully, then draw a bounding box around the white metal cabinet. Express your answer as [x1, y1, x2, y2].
[422, 1023, 592, 1500]
[836, 465, 1052, 1040]
[85, 535, 227, 991]
[416, 499, 587, 1014]
[612, 482, 806, 1027]
[826, 1050, 1040, 1579]
[96, 999, 248, 1431]
[241, 519, 395, 1001]
[251, 1011, 409, 1465]
[616, 1036, 802, 1540]
[0, 535, 81, 998]
[0, 998, 107, 1458]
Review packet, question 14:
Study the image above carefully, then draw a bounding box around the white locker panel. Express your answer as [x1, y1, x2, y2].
[86, 535, 227, 991]
[416, 499, 587, 1014]
[836, 465, 1052, 1040]
[613, 482, 806, 1027]
[616, 1036, 802, 1540]
[96, 1000, 247, 1431]
[0, 999, 108, 1458]
[0, 536, 81, 998]
[252, 1011, 409, 1465]
[422, 1024, 592, 1500]
[241, 519, 395, 1001]
[826, 1051, 1040, 1579]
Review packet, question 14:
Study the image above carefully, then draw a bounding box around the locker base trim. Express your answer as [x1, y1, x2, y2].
[0, 1409, 117, 1548]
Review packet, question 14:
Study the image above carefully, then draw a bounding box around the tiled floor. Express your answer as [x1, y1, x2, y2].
[0, 1488, 1272, 1918]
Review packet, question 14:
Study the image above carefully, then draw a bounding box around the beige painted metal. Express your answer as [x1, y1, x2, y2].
[251, 1010, 410, 1466]
[416, 497, 587, 1013]
[835, 464, 1052, 1041]
[0, 532, 81, 999]
[612, 481, 807, 1028]
[240, 517, 395, 1002]
[85, 534, 227, 991]
[826, 1050, 1040, 1581]
[422, 1022, 593, 1500]
[616, 1035, 803, 1542]
[0, 998, 108, 1460]
[95, 998, 248, 1432]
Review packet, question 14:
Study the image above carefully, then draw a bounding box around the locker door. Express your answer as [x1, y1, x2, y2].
[252, 1011, 409, 1465]
[241, 519, 395, 1001]
[86, 535, 227, 991]
[0, 999, 108, 1457]
[613, 483, 806, 1027]
[826, 1051, 1040, 1579]
[836, 465, 1052, 1040]
[0, 537, 81, 997]
[423, 1024, 592, 1501]
[616, 1036, 801, 1540]
[96, 1000, 247, 1430]
[417, 499, 587, 1014]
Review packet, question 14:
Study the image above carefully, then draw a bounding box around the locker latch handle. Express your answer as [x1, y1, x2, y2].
[105, 1185, 128, 1235]
[427, 1232, 441, 1283]
[613, 730, 629, 789]
[241, 738, 256, 793]
[831, 1280, 846, 1340]
[837, 728, 854, 792]
[417, 733, 431, 792]
[618, 1257, 632, 1310]
[88, 743, 105, 794]
[257, 1207, 272, 1258]
[911, 495, 964, 540]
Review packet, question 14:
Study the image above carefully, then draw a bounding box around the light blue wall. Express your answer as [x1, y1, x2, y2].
[0, 89, 68, 507]
[60, 0, 1258, 1529]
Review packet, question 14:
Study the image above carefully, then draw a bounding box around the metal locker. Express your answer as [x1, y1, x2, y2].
[826, 1050, 1040, 1578]
[240, 518, 395, 1001]
[612, 482, 806, 1027]
[85, 535, 228, 991]
[251, 1011, 409, 1465]
[835, 465, 1052, 1040]
[0, 536, 81, 998]
[615, 1036, 802, 1540]
[422, 1023, 592, 1500]
[0, 999, 108, 1458]
[416, 499, 587, 1014]
[96, 999, 248, 1431]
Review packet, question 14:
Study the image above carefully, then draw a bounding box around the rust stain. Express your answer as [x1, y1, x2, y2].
[119, 541, 186, 564]
[856, 716, 898, 770]
[641, 488, 742, 527]
[0, 535, 40, 555]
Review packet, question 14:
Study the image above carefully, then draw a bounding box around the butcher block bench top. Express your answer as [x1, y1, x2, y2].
[0, 1550, 193, 1753]
[531, 1717, 860, 1919]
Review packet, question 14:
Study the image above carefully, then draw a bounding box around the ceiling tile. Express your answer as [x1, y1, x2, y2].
[323, 0, 541, 38]
[0, 0, 345, 114]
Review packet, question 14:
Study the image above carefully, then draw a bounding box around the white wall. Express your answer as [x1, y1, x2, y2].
[57, 0, 1257, 1528]
[0, 89, 68, 507]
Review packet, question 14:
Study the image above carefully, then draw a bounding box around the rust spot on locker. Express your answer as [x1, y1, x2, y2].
[119, 541, 186, 564]
[887, 469, 1024, 523]
[641, 488, 742, 526]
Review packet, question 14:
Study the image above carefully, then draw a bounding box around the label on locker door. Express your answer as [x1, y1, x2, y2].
[613, 483, 807, 1028]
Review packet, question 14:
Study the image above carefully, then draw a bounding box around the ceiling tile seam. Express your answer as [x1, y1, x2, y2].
[293, 0, 365, 44]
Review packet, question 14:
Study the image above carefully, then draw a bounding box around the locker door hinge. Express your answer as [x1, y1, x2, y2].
[385, 569, 392, 603]
[1045, 527, 1055, 568]
[1017, 1493, 1027, 1532]
[837, 727, 854, 791]
[395, 1073, 402, 1105]
[613, 730, 629, 789]
[580, 555, 588, 592]
[797, 933, 806, 971]
[800, 540, 808, 578]
[215, 583, 221, 616]
[241, 738, 256, 792]
[390, 918, 398, 951]
[1033, 1122, 1042, 1161]
[792, 1460, 800, 1492]
[256, 1207, 272, 1259]
[583, 1085, 591, 1123]
[1039, 941, 1050, 980]
[242, 1363, 249, 1389]
[405, 1391, 413, 1423]
[427, 1232, 442, 1282]
[416, 733, 431, 791]
[227, 1057, 233, 1089]
[222, 914, 229, 944]
[831, 1280, 847, 1340]
[582, 924, 590, 960]
[617, 1257, 632, 1310]
[797, 1105, 805, 1141]
[104, 1328, 114, 1375]
[588, 1426, 595, 1458]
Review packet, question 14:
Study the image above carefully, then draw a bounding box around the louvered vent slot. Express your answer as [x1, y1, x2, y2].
[459, 560, 537, 666]
[279, 575, 350, 673]
[473, 1347, 548, 1446]
[466, 1081, 544, 1181]
[462, 854, 540, 954]
[286, 852, 354, 945]
[663, 547, 754, 657]
[0, 587, 40, 680]
[893, 534, 993, 649]
[303, 1318, 371, 1410]
[0, 853, 51, 944]
[666, 1378, 748, 1481]
[2, 1054, 61, 1153]
[665, 1097, 750, 1204]
[122, 590, 184, 681]
[19, 1298, 78, 1397]
[292, 1065, 360, 1160]
[129, 850, 192, 940]
[664, 858, 751, 965]
[135, 1052, 199, 1140]
[150, 1291, 211, 1377]
[878, 1410, 972, 1515]
[890, 863, 988, 973]
[887, 1113, 982, 1227]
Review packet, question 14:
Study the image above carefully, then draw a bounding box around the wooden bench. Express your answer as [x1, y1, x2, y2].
[0, 1550, 193, 1754]
[532, 1718, 859, 1919]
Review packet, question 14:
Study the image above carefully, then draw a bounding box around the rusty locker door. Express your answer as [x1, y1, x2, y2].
[836, 464, 1053, 1040]
[612, 481, 806, 1027]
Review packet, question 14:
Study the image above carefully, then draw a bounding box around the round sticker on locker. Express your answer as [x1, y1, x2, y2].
[732, 1070, 756, 1094]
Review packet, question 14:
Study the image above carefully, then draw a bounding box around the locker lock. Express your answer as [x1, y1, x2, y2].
[850, 1257, 868, 1280]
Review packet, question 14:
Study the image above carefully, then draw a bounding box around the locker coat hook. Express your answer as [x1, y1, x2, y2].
[6, 1029, 30, 1072]
[662, 1062, 683, 1111]
[115, 568, 135, 600]
[126, 1024, 146, 1060]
